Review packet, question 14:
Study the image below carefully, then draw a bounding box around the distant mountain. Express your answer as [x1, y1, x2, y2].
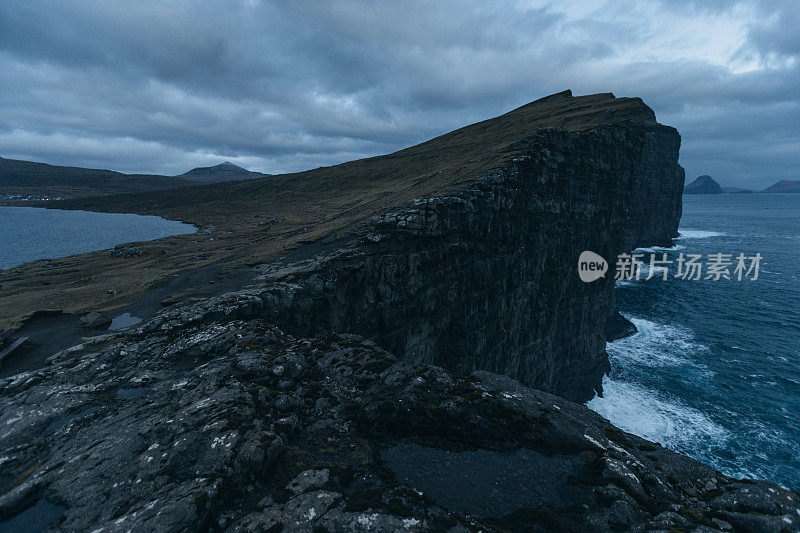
[684, 175, 722, 194]
[721, 187, 754, 194]
[179, 162, 269, 183]
[0, 156, 194, 200]
[761, 180, 800, 193]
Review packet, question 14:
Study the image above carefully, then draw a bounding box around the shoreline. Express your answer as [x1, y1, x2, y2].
[0, 204, 197, 271]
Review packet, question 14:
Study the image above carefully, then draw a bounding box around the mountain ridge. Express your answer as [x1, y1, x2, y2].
[0, 155, 193, 199]
[0, 156, 269, 199]
[2, 90, 678, 331]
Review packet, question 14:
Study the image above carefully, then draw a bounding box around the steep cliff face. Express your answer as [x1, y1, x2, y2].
[250, 124, 682, 401]
[142, 121, 683, 402]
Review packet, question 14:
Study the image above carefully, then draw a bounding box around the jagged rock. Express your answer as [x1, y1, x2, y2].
[286, 469, 330, 495]
[78, 311, 110, 329]
[0, 318, 797, 531]
[605, 309, 638, 341]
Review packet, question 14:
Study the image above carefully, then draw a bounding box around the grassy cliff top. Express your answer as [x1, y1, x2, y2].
[54, 90, 656, 228]
[2, 90, 659, 326]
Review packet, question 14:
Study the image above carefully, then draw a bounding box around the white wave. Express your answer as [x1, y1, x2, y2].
[588, 378, 728, 450]
[676, 229, 725, 239]
[608, 316, 708, 368]
[633, 244, 686, 254]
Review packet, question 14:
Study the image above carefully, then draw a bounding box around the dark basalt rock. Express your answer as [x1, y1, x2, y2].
[605, 309, 638, 342]
[109, 244, 146, 258]
[139, 123, 680, 403]
[0, 317, 797, 531]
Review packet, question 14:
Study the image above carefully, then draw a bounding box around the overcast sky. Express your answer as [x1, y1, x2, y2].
[1, 0, 797, 188]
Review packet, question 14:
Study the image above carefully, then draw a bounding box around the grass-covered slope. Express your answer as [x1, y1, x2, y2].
[1, 90, 661, 326]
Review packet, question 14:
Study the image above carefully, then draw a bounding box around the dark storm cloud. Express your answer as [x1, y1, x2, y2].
[0, 0, 797, 188]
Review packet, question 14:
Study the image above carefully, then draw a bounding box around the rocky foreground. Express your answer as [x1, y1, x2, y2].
[1, 305, 798, 532]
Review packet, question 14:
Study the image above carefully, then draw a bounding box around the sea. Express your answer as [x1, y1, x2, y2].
[0, 206, 196, 270]
[589, 193, 800, 489]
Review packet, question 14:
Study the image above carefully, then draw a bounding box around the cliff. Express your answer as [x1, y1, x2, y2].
[684, 175, 723, 194]
[0, 90, 680, 326]
[2, 91, 758, 531]
[217, 122, 683, 402]
[3, 91, 683, 400]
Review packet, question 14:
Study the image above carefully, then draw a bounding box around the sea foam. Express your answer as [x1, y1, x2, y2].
[588, 378, 728, 451]
[608, 316, 709, 368]
[588, 315, 725, 460]
[632, 244, 685, 254]
[676, 229, 725, 239]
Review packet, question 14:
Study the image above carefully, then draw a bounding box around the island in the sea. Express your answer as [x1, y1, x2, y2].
[0, 91, 797, 532]
[684, 174, 723, 194]
[761, 179, 800, 193]
[683, 174, 800, 195]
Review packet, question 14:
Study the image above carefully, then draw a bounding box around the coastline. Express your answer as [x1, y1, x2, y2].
[0, 205, 197, 270]
[2, 92, 797, 530]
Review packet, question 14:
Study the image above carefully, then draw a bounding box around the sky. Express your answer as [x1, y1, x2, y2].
[0, 0, 798, 189]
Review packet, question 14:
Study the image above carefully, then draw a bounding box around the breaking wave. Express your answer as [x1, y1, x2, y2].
[588, 315, 726, 462]
[607, 317, 709, 368]
[588, 378, 728, 452]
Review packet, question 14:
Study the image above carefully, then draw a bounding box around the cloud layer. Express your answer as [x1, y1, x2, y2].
[1, 0, 797, 188]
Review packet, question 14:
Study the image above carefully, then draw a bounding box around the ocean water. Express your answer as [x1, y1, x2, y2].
[589, 193, 800, 489]
[0, 206, 196, 270]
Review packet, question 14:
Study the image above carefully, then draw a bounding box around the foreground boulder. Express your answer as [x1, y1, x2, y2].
[1, 312, 797, 532]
